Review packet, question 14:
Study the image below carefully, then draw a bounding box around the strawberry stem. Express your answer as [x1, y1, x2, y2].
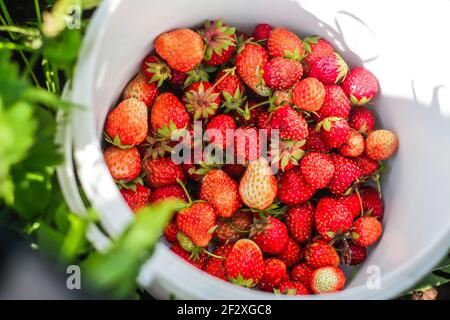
[177, 178, 193, 204]
[354, 186, 364, 217]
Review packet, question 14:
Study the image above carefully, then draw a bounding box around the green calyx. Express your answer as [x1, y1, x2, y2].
[229, 274, 255, 288]
[201, 19, 236, 61]
[143, 135, 173, 160]
[316, 117, 342, 132]
[221, 86, 246, 113]
[283, 47, 306, 62]
[183, 82, 220, 120]
[334, 53, 349, 84]
[104, 133, 133, 149]
[144, 58, 172, 87]
[116, 176, 144, 192]
[270, 139, 306, 171]
[156, 121, 187, 140]
[349, 94, 372, 106]
[302, 35, 320, 54]
[184, 64, 218, 88]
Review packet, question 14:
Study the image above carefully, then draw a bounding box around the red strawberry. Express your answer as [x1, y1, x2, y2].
[309, 53, 348, 85]
[150, 184, 188, 203]
[317, 85, 351, 120]
[270, 139, 306, 173]
[170, 243, 207, 269]
[120, 184, 151, 212]
[204, 243, 233, 280]
[305, 125, 331, 153]
[285, 202, 314, 243]
[214, 211, 253, 243]
[164, 220, 179, 243]
[206, 114, 237, 149]
[276, 237, 303, 267]
[143, 157, 186, 188]
[270, 105, 308, 141]
[305, 240, 340, 268]
[230, 101, 260, 126]
[342, 67, 379, 105]
[252, 23, 273, 41]
[333, 192, 361, 219]
[300, 152, 335, 189]
[352, 216, 382, 247]
[104, 146, 141, 181]
[234, 126, 261, 163]
[224, 239, 265, 287]
[360, 186, 384, 221]
[200, 20, 236, 66]
[276, 281, 309, 295]
[341, 242, 367, 265]
[235, 43, 270, 96]
[263, 57, 303, 90]
[349, 107, 375, 134]
[278, 168, 317, 206]
[105, 98, 148, 147]
[170, 69, 188, 86]
[150, 93, 190, 137]
[354, 155, 380, 176]
[365, 129, 399, 160]
[122, 72, 159, 107]
[310, 266, 346, 294]
[154, 28, 204, 72]
[213, 69, 245, 110]
[291, 263, 314, 289]
[200, 169, 242, 218]
[339, 129, 365, 157]
[328, 154, 362, 195]
[256, 111, 272, 135]
[239, 158, 278, 210]
[222, 164, 246, 180]
[141, 55, 172, 86]
[314, 197, 353, 241]
[303, 36, 334, 72]
[318, 117, 351, 148]
[292, 77, 325, 112]
[251, 216, 289, 254]
[259, 258, 288, 292]
[183, 81, 220, 120]
[268, 27, 305, 60]
[176, 202, 216, 247]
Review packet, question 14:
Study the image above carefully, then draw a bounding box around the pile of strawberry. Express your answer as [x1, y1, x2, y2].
[102, 20, 398, 295]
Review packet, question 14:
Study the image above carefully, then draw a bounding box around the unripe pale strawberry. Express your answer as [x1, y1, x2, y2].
[310, 266, 346, 294]
[365, 129, 398, 160]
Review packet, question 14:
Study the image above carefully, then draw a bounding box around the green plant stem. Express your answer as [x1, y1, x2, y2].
[34, 0, 42, 24]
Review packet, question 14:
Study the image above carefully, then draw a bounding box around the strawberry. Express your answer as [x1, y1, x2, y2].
[176, 202, 216, 247]
[239, 158, 278, 210]
[256, 111, 272, 135]
[164, 220, 179, 243]
[222, 164, 246, 180]
[200, 169, 242, 218]
[272, 89, 293, 107]
[230, 100, 260, 126]
[206, 114, 237, 149]
[141, 55, 172, 87]
[214, 211, 253, 243]
[300, 152, 335, 189]
[150, 93, 190, 137]
[309, 53, 348, 85]
[292, 77, 325, 112]
[213, 69, 245, 110]
[224, 239, 265, 287]
[354, 155, 380, 176]
[103, 146, 141, 181]
[339, 129, 365, 157]
[305, 240, 340, 268]
[360, 186, 384, 221]
[120, 183, 151, 212]
[318, 117, 351, 148]
[154, 28, 204, 72]
[105, 98, 148, 147]
[251, 216, 289, 254]
[285, 202, 314, 243]
[235, 43, 270, 96]
[170, 243, 207, 269]
[170, 69, 188, 86]
[303, 36, 334, 72]
[352, 216, 382, 247]
[276, 281, 309, 295]
[341, 242, 367, 265]
[200, 20, 236, 66]
[150, 184, 188, 203]
[365, 129, 399, 160]
[267, 27, 305, 60]
[252, 23, 273, 41]
[122, 72, 159, 107]
[143, 157, 186, 188]
[204, 243, 233, 280]
[316, 85, 351, 120]
[305, 125, 331, 153]
[328, 154, 362, 195]
[333, 192, 361, 219]
[276, 237, 303, 267]
[349, 107, 375, 134]
[270, 105, 308, 141]
[310, 266, 346, 294]
[342, 67, 379, 105]
[278, 168, 317, 206]
[234, 126, 261, 163]
[183, 81, 220, 120]
[270, 139, 306, 173]
[263, 57, 303, 90]
[314, 197, 353, 241]
[259, 258, 288, 292]
[291, 263, 314, 289]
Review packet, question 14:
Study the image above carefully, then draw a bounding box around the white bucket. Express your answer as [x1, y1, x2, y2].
[59, 0, 450, 299]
